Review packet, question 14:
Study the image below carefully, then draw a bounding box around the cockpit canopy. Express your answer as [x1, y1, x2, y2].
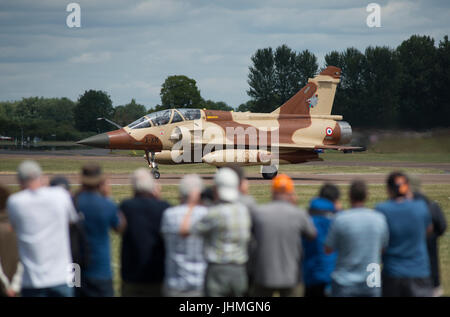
[127, 109, 201, 129]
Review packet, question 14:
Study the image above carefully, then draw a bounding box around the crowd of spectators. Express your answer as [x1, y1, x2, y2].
[0, 160, 446, 297]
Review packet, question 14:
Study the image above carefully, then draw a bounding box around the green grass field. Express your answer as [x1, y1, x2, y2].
[366, 132, 450, 155]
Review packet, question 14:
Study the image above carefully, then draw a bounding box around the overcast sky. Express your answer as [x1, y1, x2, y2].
[0, 0, 449, 109]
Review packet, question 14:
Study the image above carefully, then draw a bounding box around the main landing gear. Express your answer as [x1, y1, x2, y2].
[145, 150, 160, 179]
[261, 165, 278, 180]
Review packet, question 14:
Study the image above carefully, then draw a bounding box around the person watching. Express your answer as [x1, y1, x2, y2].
[325, 180, 389, 297]
[119, 168, 170, 297]
[249, 174, 316, 297]
[180, 167, 251, 297]
[7, 160, 77, 297]
[75, 164, 126, 297]
[375, 171, 433, 297]
[161, 174, 207, 297]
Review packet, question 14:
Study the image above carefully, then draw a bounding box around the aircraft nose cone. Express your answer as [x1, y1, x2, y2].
[77, 133, 110, 148]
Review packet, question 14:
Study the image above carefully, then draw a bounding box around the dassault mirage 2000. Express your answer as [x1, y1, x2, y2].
[78, 66, 363, 179]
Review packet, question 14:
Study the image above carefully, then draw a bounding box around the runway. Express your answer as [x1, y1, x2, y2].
[1, 152, 450, 170]
[1, 151, 449, 186]
[1, 173, 449, 186]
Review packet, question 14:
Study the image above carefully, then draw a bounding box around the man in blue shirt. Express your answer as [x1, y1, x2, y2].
[75, 164, 126, 297]
[376, 171, 433, 297]
[302, 195, 338, 297]
[325, 180, 389, 297]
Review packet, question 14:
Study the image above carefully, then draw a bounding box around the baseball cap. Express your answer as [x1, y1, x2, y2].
[272, 174, 294, 194]
[214, 167, 239, 202]
[50, 176, 70, 191]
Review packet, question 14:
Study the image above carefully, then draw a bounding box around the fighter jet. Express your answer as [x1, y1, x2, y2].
[78, 66, 363, 179]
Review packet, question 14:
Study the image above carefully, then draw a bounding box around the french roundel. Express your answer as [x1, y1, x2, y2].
[326, 127, 333, 136]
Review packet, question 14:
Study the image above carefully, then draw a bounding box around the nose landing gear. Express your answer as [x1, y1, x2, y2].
[145, 150, 160, 179]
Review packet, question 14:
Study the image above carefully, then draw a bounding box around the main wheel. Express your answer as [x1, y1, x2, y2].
[262, 170, 278, 180]
[152, 170, 160, 179]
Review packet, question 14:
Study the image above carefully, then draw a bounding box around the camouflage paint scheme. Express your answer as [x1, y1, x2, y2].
[78, 66, 362, 175]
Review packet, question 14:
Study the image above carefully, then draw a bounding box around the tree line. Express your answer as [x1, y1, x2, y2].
[243, 35, 450, 129]
[0, 34, 448, 141]
[0, 77, 233, 141]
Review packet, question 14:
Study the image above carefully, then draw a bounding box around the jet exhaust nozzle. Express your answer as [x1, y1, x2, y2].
[337, 121, 352, 145]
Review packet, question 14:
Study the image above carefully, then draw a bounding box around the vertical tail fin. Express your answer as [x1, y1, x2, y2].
[271, 66, 341, 116]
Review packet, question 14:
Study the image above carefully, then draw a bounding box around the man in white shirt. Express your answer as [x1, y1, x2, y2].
[7, 160, 77, 297]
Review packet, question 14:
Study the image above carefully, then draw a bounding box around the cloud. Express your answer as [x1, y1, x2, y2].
[69, 51, 111, 63]
[0, 0, 448, 108]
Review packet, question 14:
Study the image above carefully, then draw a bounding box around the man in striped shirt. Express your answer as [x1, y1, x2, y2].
[161, 174, 207, 297]
[181, 168, 251, 297]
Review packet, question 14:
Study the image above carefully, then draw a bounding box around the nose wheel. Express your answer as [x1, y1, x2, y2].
[152, 170, 160, 179]
[145, 150, 160, 179]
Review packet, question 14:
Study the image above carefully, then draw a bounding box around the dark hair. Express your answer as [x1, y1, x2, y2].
[80, 164, 103, 191]
[387, 171, 409, 198]
[319, 183, 340, 202]
[82, 164, 102, 177]
[50, 176, 70, 191]
[350, 180, 367, 202]
[0, 184, 10, 211]
[226, 164, 245, 184]
[200, 186, 215, 206]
